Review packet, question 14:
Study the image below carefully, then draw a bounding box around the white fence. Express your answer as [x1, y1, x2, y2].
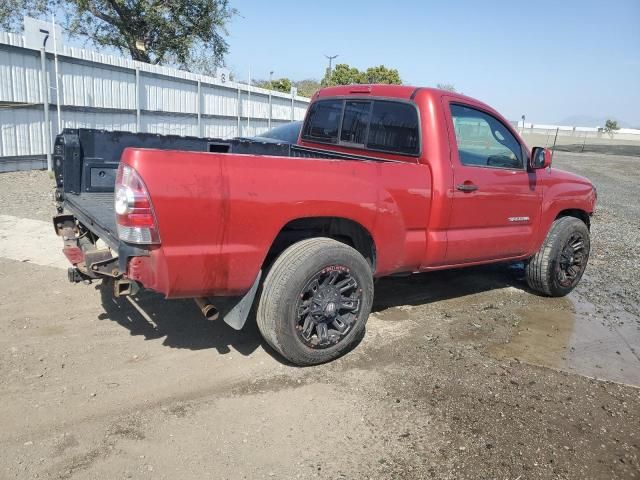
[508, 120, 640, 156]
[0, 31, 311, 171]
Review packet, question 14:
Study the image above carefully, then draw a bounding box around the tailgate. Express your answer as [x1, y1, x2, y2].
[63, 192, 118, 249]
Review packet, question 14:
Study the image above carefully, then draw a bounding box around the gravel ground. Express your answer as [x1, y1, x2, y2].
[0, 151, 638, 479]
[0, 170, 56, 222]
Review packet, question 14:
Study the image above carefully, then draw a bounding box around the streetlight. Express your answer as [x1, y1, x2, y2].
[324, 54, 338, 78]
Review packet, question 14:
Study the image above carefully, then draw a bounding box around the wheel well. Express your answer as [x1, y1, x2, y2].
[555, 209, 591, 229]
[265, 217, 376, 270]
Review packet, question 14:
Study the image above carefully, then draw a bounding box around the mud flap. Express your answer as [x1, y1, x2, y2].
[216, 271, 262, 330]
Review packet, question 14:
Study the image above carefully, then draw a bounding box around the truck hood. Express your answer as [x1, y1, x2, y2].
[548, 167, 593, 187]
[545, 167, 597, 212]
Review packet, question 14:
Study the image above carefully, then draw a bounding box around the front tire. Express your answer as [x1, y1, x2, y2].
[257, 238, 374, 366]
[526, 216, 590, 297]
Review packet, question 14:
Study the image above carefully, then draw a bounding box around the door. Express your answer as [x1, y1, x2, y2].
[444, 102, 542, 264]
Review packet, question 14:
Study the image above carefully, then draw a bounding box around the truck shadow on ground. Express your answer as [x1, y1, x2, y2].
[372, 263, 527, 312]
[96, 263, 528, 359]
[97, 283, 264, 357]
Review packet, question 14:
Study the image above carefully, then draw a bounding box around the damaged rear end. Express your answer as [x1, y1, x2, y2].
[53, 159, 157, 298]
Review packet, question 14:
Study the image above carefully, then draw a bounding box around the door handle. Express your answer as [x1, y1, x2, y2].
[456, 183, 478, 192]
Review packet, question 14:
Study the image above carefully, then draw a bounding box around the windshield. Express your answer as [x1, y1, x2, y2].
[258, 122, 302, 143]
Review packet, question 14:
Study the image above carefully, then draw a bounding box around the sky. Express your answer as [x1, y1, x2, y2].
[224, 0, 640, 126]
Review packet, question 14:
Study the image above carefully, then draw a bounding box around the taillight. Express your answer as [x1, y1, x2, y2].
[115, 164, 161, 244]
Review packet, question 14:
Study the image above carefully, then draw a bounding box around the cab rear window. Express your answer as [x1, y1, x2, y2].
[302, 99, 420, 156]
[301, 99, 342, 143]
[367, 101, 419, 155]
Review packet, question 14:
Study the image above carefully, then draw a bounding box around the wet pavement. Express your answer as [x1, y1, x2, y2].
[490, 286, 640, 387]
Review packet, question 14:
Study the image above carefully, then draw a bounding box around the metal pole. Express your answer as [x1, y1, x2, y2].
[291, 89, 295, 121]
[52, 15, 62, 134]
[268, 70, 273, 130]
[40, 48, 52, 171]
[236, 83, 241, 137]
[135, 69, 141, 132]
[247, 67, 251, 132]
[197, 80, 202, 137]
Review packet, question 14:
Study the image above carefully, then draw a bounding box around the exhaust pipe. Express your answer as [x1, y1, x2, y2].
[194, 298, 219, 321]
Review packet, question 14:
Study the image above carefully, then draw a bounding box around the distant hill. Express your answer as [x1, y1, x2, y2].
[557, 115, 633, 128]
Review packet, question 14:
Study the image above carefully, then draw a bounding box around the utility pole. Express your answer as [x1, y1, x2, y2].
[324, 54, 338, 75]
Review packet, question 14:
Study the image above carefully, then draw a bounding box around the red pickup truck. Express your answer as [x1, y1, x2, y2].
[53, 85, 596, 365]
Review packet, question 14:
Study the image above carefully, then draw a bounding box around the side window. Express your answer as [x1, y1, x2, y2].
[340, 101, 371, 145]
[367, 101, 419, 155]
[450, 104, 523, 169]
[302, 100, 343, 143]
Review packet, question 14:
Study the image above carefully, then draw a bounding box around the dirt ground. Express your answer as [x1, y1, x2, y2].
[0, 151, 639, 480]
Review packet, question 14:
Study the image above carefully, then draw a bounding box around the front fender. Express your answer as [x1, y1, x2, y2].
[532, 169, 596, 253]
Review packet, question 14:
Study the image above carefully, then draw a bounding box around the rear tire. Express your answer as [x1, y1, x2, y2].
[526, 216, 590, 297]
[257, 238, 373, 366]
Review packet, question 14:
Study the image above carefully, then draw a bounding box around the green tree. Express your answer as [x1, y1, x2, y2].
[322, 63, 364, 86]
[294, 79, 321, 98]
[1, 0, 235, 70]
[603, 119, 620, 138]
[363, 65, 401, 84]
[270, 77, 292, 93]
[322, 63, 402, 86]
[254, 77, 292, 93]
[0, 0, 48, 30]
[65, 0, 235, 67]
[253, 78, 320, 97]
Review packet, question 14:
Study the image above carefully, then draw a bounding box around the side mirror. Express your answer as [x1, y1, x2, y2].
[530, 147, 552, 170]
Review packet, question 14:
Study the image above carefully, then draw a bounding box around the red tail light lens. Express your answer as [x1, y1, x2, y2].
[115, 164, 161, 244]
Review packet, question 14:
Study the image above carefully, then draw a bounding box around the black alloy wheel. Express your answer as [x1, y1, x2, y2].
[295, 266, 361, 349]
[557, 232, 587, 288]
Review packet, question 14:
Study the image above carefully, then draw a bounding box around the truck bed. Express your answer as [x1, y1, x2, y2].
[64, 192, 118, 248]
[54, 128, 397, 253]
[54, 129, 235, 250]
